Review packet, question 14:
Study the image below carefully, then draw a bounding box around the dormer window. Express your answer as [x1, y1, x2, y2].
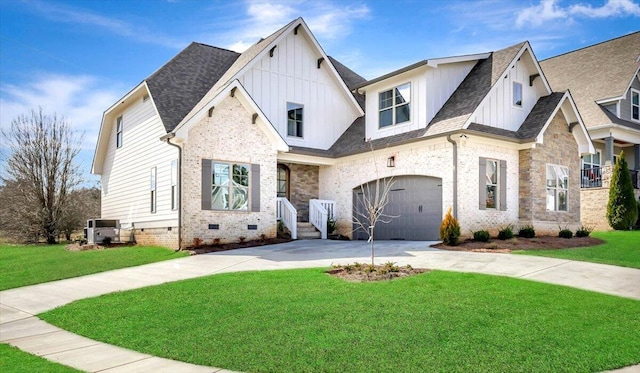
[287, 103, 303, 137]
[631, 89, 639, 121]
[513, 82, 523, 108]
[379, 83, 411, 128]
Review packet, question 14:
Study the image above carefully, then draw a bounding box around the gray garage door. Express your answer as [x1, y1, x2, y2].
[353, 175, 442, 241]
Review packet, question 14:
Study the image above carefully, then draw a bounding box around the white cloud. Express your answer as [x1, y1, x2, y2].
[0, 74, 122, 151]
[219, 0, 370, 52]
[516, 0, 568, 28]
[570, 0, 640, 17]
[516, 0, 640, 28]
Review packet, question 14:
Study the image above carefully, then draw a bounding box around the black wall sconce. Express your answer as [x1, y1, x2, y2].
[387, 156, 395, 167]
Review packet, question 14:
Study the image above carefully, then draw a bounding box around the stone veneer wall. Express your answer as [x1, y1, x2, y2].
[518, 110, 581, 234]
[580, 165, 640, 230]
[280, 163, 319, 222]
[181, 96, 278, 247]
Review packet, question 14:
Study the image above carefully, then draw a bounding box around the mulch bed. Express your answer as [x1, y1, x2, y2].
[187, 237, 292, 255]
[433, 236, 605, 253]
[326, 264, 429, 282]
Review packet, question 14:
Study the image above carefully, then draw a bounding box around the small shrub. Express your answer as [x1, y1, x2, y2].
[353, 262, 363, 271]
[384, 261, 399, 272]
[518, 225, 536, 238]
[212, 238, 221, 246]
[473, 230, 490, 242]
[327, 218, 337, 235]
[101, 236, 112, 246]
[259, 234, 267, 242]
[559, 229, 573, 239]
[575, 225, 593, 238]
[439, 207, 461, 246]
[192, 237, 202, 248]
[238, 236, 246, 243]
[364, 264, 376, 274]
[497, 225, 514, 240]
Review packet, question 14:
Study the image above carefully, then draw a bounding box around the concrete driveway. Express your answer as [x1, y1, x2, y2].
[2, 240, 639, 372]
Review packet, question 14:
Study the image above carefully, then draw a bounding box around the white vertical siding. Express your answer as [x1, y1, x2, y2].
[100, 97, 178, 228]
[364, 61, 476, 140]
[471, 53, 548, 131]
[238, 32, 360, 150]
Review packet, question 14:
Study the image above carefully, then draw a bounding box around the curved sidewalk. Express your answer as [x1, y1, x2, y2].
[2, 240, 639, 372]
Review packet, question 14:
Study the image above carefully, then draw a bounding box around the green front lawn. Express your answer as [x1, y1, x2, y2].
[515, 231, 640, 268]
[41, 269, 640, 373]
[0, 344, 80, 373]
[0, 244, 187, 291]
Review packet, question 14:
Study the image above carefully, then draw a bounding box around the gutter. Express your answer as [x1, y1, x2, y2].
[160, 132, 182, 251]
[446, 135, 458, 219]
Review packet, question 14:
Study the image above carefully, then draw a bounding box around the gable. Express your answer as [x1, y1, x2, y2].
[236, 28, 363, 150]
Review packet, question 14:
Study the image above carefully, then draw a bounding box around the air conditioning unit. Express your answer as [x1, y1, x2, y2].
[85, 219, 120, 244]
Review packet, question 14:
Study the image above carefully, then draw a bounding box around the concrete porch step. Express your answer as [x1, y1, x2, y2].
[297, 222, 321, 239]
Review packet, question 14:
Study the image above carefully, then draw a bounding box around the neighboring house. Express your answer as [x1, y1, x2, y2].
[540, 32, 640, 230]
[92, 17, 593, 249]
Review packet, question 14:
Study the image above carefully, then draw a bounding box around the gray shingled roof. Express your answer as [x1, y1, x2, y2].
[327, 56, 366, 109]
[146, 42, 239, 132]
[540, 32, 640, 128]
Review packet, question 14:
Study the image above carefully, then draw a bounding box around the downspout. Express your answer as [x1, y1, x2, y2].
[160, 132, 182, 251]
[446, 135, 458, 219]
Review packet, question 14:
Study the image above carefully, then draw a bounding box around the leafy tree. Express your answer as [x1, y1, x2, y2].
[606, 151, 638, 230]
[0, 108, 83, 243]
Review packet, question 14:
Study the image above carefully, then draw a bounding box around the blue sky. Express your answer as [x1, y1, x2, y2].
[1, 0, 639, 184]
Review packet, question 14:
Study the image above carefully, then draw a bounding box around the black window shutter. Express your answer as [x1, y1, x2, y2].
[202, 159, 212, 210]
[478, 157, 486, 210]
[499, 160, 507, 211]
[251, 163, 260, 212]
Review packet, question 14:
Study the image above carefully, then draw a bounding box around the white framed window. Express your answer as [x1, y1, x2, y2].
[631, 89, 639, 122]
[485, 159, 499, 209]
[513, 82, 523, 108]
[212, 162, 249, 211]
[150, 167, 157, 213]
[546, 164, 568, 212]
[581, 151, 601, 169]
[171, 159, 178, 210]
[287, 103, 303, 137]
[116, 116, 123, 148]
[379, 82, 411, 128]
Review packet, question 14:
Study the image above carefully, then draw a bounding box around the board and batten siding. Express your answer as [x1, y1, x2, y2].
[619, 76, 640, 123]
[100, 97, 178, 229]
[364, 61, 477, 140]
[471, 53, 547, 131]
[237, 32, 360, 150]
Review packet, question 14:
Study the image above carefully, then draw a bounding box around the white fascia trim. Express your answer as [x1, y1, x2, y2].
[228, 18, 364, 117]
[425, 52, 491, 68]
[173, 80, 289, 152]
[277, 152, 336, 166]
[534, 92, 595, 155]
[595, 96, 624, 104]
[92, 82, 150, 175]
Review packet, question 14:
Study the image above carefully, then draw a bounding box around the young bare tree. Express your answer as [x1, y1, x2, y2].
[352, 142, 397, 265]
[0, 108, 83, 244]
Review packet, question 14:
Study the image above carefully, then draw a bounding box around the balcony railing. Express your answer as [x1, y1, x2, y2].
[581, 167, 602, 188]
[581, 166, 639, 189]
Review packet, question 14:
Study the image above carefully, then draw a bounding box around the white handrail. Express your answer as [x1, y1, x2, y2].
[276, 197, 297, 239]
[309, 199, 335, 239]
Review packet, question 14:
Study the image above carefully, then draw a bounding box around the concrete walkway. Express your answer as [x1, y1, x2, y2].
[2, 240, 639, 372]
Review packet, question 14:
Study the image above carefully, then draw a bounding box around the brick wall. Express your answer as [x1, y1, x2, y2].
[518, 110, 581, 234]
[181, 96, 278, 247]
[123, 227, 178, 248]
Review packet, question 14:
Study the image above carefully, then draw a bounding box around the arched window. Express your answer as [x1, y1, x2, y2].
[277, 164, 290, 199]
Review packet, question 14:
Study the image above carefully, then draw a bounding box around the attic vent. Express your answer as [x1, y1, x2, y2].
[143, 94, 150, 102]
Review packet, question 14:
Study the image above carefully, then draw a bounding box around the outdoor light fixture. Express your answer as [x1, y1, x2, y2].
[387, 156, 395, 167]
